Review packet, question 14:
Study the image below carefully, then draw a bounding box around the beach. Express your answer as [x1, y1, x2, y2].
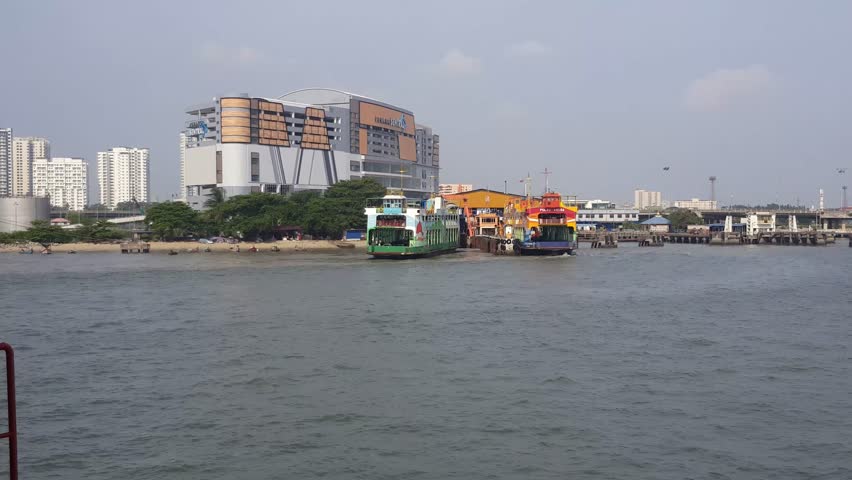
[0, 239, 367, 254]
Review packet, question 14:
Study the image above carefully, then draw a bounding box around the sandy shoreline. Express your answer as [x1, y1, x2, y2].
[0, 240, 367, 254]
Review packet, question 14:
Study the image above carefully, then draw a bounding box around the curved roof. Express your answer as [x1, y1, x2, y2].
[278, 88, 413, 115]
[641, 216, 671, 225]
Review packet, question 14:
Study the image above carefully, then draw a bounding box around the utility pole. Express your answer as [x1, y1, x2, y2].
[541, 168, 552, 194]
[709, 176, 717, 203]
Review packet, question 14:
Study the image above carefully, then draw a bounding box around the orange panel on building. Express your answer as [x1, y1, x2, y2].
[359, 129, 367, 154]
[399, 135, 416, 161]
[221, 98, 250, 108]
[358, 102, 415, 135]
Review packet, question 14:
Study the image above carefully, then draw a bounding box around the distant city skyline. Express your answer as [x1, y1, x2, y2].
[2, 1, 851, 207]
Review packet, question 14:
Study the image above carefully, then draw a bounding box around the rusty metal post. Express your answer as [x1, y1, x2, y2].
[0, 343, 17, 480]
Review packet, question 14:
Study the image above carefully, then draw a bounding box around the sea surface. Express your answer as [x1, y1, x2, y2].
[1, 244, 851, 479]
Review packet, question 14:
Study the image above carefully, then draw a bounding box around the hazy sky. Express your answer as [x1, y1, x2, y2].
[2, 0, 850, 206]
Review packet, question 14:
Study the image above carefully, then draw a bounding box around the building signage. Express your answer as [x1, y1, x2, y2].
[374, 114, 407, 131]
[185, 120, 208, 139]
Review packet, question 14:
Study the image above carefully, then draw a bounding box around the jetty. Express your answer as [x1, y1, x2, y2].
[120, 241, 150, 253]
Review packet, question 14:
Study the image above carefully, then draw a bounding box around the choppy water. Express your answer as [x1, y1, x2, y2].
[1, 244, 851, 479]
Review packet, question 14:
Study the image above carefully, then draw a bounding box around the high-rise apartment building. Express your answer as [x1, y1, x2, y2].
[0, 128, 11, 196]
[438, 183, 473, 195]
[11, 137, 50, 196]
[32, 157, 89, 211]
[98, 147, 149, 209]
[634, 189, 662, 209]
[179, 133, 187, 201]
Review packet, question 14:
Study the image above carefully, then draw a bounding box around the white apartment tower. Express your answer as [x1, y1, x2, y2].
[634, 189, 662, 209]
[438, 183, 473, 195]
[179, 133, 187, 201]
[32, 157, 89, 211]
[0, 128, 11, 196]
[98, 147, 149, 209]
[11, 136, 50, 196]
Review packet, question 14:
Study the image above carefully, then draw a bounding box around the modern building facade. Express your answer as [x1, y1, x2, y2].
[98, 147, 150, 209]
[182, 88, 440, 208]
[673, 198, 718, 211]
[438, 183, 472, 195]
[634, 189, 662, 209]
[32, 157, 89, 211]
[0, 128, 11, 196]
[11, 136, 50, 196]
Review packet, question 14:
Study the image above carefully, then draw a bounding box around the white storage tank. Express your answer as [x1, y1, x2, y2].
[0, 196, 51, 232]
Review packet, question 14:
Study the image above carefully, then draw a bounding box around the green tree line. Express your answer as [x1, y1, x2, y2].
[0, 220, 128, 248]
[144, 178, 386, 241]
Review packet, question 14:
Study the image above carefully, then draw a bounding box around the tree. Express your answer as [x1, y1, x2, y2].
[204, 187, 226, 209]
[664, 208, 703, 232]
[75, 220, 128, 243]
[24, 220, 72, 248]
[145, 202, 200, 240]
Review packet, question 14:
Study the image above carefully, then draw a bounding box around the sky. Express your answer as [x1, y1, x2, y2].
[1, 0, 851, 207]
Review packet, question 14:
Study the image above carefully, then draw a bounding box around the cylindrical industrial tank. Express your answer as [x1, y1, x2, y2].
[0, 196, 51, 233]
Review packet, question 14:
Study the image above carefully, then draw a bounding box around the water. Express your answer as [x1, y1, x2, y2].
[1, 245, 850, 479]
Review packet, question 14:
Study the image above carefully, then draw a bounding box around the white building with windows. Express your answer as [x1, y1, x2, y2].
[576, 199, 640, 231]
[634, 189, 662, 209]
[673, 198, 718, 211]
[32, 157, 89, 211]
[438, 183, 472, 195]
[98, 147, 149, 209]
[0, 128, 11, 196]
[179, 133, 187, 201]
[11, 136, 50, 196]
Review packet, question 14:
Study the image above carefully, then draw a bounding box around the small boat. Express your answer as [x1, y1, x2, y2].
[335, 242, 355, 249]
[248, 246, 258, 252]
[67, 250, 77, 254]
[271, 245, 280, 252]
[19, 248, 33, 255]
[168, 249, 179, 255]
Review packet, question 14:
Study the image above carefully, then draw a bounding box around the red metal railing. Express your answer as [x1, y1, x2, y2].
[0, 343, 17, 480]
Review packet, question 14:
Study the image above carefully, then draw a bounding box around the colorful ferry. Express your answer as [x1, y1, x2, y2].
[365, 194, 460, 258]
[502, 192, 578, 255]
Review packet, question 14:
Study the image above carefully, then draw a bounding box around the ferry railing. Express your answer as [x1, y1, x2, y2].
[0, 343, 17, 480]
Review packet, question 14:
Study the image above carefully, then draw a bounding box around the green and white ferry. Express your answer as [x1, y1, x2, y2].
[365, 194, 460, 258]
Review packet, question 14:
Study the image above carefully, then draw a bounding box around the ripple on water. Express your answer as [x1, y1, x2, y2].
[2, 247, 850, 479]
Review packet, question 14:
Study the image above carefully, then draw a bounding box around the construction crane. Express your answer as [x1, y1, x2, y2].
[131, 196, 145, 215]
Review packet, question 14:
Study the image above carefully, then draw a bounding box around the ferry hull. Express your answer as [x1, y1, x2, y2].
[368, 244, 458, 259]
[513, 241, 575, 256]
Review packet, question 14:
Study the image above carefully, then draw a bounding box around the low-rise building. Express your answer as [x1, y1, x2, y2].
[641, 215, 671, 232]
[576, 199, 640, 231]
[673, 198, 718, 211]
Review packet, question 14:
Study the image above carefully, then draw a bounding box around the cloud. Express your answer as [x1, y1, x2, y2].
[198, 42, 264, 65]
[505, 40, 551, 58]
[684, 65, 777, 112]
[436, 49, 481, 77]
